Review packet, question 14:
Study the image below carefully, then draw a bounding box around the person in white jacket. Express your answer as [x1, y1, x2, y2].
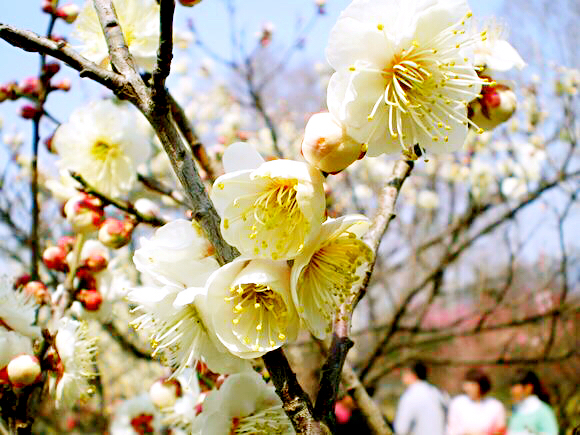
[394, 361, 447, 435]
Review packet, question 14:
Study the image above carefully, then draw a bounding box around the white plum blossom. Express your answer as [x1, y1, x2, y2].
[131, 218, 249, 376]
[472, 21, 525, 73]
[417, 189, 440, 209]
[211, 143, 326, 261]
[469, 158, 495, 201]
[290, 216, 373, 339]
[129, 284, 251, 376]
[206, 258, 299, 358]
[53, 100, 151, 198]
[72, 0, 160, 71]
[192, 371, 295, 435]
[326, 0, 486, 157]
[157, 370, 202, 432]
[54, 318, 98, 408]
[133, 219, 219, 289]
[0, 277, 41, 339]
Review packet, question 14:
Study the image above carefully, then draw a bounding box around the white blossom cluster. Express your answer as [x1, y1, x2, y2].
[0, 0, 533, 432]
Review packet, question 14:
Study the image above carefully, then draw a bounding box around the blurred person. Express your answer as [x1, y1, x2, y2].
[507, 370, 558, 435]
[447, 368, 506, 435]
[394, 361, 447, 435]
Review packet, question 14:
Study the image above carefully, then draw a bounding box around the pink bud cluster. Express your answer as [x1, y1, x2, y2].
[41, 1, 79, 24]
[37, 193, 141, 311]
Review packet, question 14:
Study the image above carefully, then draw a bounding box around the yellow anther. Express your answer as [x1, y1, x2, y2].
[217, 182, 224, 190]
[223, 219, 229, 230]
[377, 23, 384, 31]
[349, 65, 356, 72]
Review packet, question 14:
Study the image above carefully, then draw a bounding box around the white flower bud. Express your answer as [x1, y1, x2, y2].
[7, 354, 41, 387]
[64, 194, 104, 234]
[301, 112, 364, 173]
[149, 379, 181, 409]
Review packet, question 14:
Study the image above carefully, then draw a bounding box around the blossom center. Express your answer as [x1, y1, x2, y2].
[130, 413, 155, 435]
[225, 178, 308, 259]
[252, 180, 302, 230]
[90, 140, 120, 162]
[356, 14, 488, 151]
[298, 232, 373, 326]
[225, 284, 288, 351]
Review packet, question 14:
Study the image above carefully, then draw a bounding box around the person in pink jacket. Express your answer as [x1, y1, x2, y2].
[447, 369, 507, 435]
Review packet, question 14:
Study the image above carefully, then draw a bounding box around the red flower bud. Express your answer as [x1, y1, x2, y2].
[18, 77, 42, 98]
[77, 289, 103, 311]
[178, 0, 203, 6]
[58, 235, 76, 252]
[42, 62, 61, 78]
[43, 245, 69, 272]
[98, 218, 134, 249]
[56, 4, 80, 24]
[20, 105, 40, 120]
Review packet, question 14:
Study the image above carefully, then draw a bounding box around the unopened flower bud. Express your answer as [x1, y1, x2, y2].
[77, 289, 102, 311]
[258, 22, 275, 47]
[301, 112, 365, 173]
[41, 0, 57, 14]
[468, 83, 517, 131]
[76, 240, 109, 273]
[149, 379, 182, 408]
[44, 134, 56, 153]
[0, 82, 19, 102]
[98, 218, 134, 249]
[53, 78, 71, 92]
[43, 245, 68, 271]
[13, 274, 31, 289]
[58, 235, 76, 252]
[7, 355, 42, 387]
[19, 78, 41, 98]
[56, 4, 80, 23]
[75, 268, 97, 290]
[178, 0, 202, 6]
[20, 105, 40, 120]
[64, 194, 105, 233]
[42, 62, 60, 78]
[23, 280, 50, 305]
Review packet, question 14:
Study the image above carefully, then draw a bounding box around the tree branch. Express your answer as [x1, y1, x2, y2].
[0, 23, 125, 94]
[167, 92, 217, 182]
[314, 159, 414, 430]
[151, 0, 175, 100]
[263, 348, 331, 434]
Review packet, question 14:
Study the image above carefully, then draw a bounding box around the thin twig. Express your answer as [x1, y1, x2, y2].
[151, 0, 175, 100]
[71, 172, 166, 226]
